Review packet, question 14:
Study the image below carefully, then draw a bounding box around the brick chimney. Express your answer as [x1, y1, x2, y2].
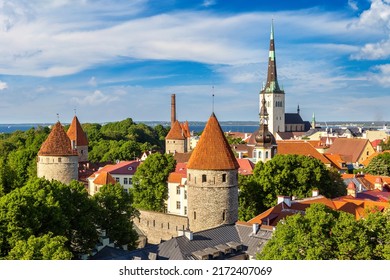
[171, 94, 176, 127]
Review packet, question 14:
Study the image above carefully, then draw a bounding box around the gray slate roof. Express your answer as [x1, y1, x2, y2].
[90, 223, 273, 260]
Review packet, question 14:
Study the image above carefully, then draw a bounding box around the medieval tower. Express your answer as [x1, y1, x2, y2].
[67, 115, 89, 163]
[37, 121, 79, 184]
[165, 94, 191, 154]
[260, 21, 285, 135]
[187, 113, 239, 232]
[251, 91, 277, 163]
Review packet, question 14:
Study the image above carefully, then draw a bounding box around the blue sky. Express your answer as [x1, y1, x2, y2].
[0, 0, 389, 124]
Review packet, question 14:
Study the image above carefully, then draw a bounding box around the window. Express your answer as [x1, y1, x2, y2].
[176, 201, 181, 209]
[222, 210, 226, 221]
[222, 174, 227, 182]
[176, 186, 181, 195]
[184, 190, 187, 199]
[184, 206, 187, 215]
[266, 151, 269, 158]
[188, 173, 191, 181]
[58, 157, 62, 163]
[124, 178, 128, 184]
[129, 178, 132, 185]
[202, 174, 207, 183]
[194, 211, 196, 220]
[115, 177, 120, 183]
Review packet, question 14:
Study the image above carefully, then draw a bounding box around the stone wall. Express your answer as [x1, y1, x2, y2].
[77, 145, 88, 162]
[187, 169, 238, 232]
[37, 155, 78, 185]
[134, 210, 189, 244]
[165, 139, 186, 154]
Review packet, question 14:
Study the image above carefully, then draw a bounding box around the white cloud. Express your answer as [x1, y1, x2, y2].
[0, 80, 8, 90]
[348, 0, 359, 11]
[88, 76, 97, 87]
[370, 64, 390, 86]
[71, 90, 118, 105]
[202, 0, 216, 7]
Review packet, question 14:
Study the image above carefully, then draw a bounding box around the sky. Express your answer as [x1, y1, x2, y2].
[0, 0, 389, 124]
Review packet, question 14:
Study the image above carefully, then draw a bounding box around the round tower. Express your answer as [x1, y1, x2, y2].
[187, 113, 239, 232]
[37, 121, 79, 185]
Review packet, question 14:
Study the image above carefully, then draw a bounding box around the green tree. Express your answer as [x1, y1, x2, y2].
[252, 154, 345, 210]
[364, 152, 390, 176]
[0, 178, 98, 258]
[93, 184, 138, 249]
[257, 204, 390, 260]
[238, 173, 264, 221]
[7, 233, 72, 260]
[132, 153, 176, 211]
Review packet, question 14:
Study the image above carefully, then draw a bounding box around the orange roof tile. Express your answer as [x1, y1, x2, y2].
[93, 171, 116, 185]
[276, 141, 331, 165]
[67, 116, 89, 146]
[168, 173, 185, 183]
[323, 153, 347, 169]
[166, 120, 186, 140]
[237, 158, 255, 175]
[187, 113, 239, 170]
[326, 138, 372, 163]
[38, 122, 77, 156]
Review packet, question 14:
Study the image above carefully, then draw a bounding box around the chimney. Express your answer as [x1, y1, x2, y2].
[347, 182, 357, 198]
[252, 223, 259, 234]
[171, 94, 176, 127]
[312, 189, 319, 197]
[277, 195, 291, 207]
[374, 177, 383, 191]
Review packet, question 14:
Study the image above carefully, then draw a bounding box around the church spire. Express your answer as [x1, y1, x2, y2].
[263, 20, 282, 93]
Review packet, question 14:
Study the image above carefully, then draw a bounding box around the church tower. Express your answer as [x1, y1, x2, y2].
[37, 121, 79, 184]
[260, 21, 285, 135]
[187, 113, 239, 232]
[67, 115, 89, 163]
[251, 92, 277, 163]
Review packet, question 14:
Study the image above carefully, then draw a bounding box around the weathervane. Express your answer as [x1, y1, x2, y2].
[212, 85, 215, 113]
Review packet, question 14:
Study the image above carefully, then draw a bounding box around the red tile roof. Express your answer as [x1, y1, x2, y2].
[67, 116, 89, 146]
[237, 158, 255, 175]
[326, 138, 372, 163]
[187, 113, 239, 170]
[93, 171, 116, 185]
[276, 141, 331, 165]
[38, 122, 77, 156]
[166, 120, 186, 140]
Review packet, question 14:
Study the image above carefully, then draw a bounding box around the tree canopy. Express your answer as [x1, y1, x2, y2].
[0, 178, 139, 259]
[257, 204, 390, 260]
[132, 153, 176, 212]
[364, 152, 390, 176]
[238, 154, 346, 221]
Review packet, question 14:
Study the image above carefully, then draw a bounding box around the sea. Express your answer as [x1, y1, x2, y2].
[0, 123, 259, 134]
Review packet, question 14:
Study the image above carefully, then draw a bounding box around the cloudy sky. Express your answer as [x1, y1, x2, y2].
[0, 0, 389, 123]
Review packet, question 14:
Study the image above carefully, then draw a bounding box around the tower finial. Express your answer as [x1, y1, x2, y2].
[212, 85, 215, 113]
[74, 108, 77, 116]
[56, 113, 60, 122]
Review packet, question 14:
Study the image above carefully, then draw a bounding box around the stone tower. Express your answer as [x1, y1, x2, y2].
[187, 113, 239, 232]
[260, 21, 285, 135]
[67, 115, 89, 163]
[165, 94, 191, 154]
[37, 121, 79, 184]
[250, 91, 277, 163]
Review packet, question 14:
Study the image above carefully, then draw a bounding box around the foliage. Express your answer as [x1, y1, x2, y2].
[257, 204, 390, 260]
[7, 233, 72, 260]
[132, 153, 176, 211]
[238, 155, 346, 221]
[364, 152, 390, 176]
[0, 178, 99, 259]
[92, 184, 139, 249]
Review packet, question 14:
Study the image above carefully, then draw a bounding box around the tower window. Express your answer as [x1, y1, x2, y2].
[188, 173, 191, 181]
[202, 174, 207, 182]
[58, 157, 62, 163]
[222, 174, 227, 182]
[194, 211, 196, 220]
[222, 210, 226, 221]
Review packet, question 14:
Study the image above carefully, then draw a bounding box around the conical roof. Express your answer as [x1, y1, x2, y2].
[187, 113, 239, 170]
[38, 122, 77, 156]
[67, 116, 89, 146]
[166, 120, 186, 140]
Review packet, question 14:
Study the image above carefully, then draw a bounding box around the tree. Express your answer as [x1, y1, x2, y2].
[132, 153, 176, 211]
[364, 152, 390, 176]
[238, 173, 264, 221]
[251, 154, 345, 210]
[92, 184, 138, 249]
[7, 233, 72, 260]
[257, 204, 390, 260]
[0, 178, 98, 258]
